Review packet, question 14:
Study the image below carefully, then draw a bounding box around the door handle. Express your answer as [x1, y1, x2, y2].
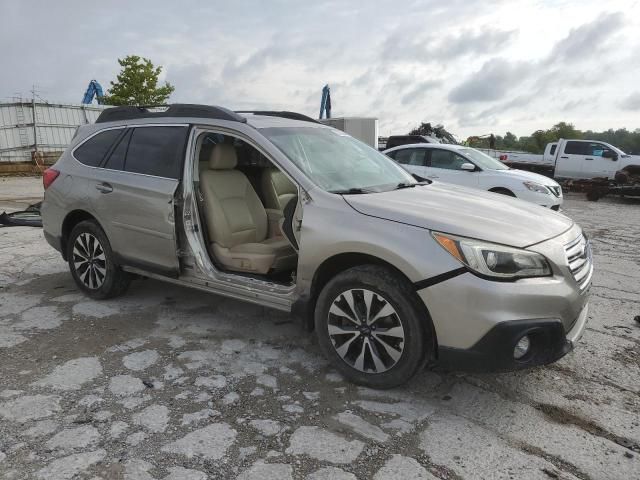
[585, 158, 593, 160]
[95, 182, 113, 194]
[560, 156, 569, 159]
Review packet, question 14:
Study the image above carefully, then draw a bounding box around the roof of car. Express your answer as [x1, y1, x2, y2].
[93, 104, 325, 130]
[384, 143, 465, 153]
[240, 113, 327, 129]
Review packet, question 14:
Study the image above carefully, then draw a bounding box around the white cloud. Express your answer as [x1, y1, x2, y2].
[1, 0, 639, 137]
[620, 92, 640, 111]
[448, 59, 534, 103]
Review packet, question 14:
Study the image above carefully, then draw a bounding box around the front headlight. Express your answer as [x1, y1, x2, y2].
[433, 232, 552, 279]
[523, 181, 549, 194]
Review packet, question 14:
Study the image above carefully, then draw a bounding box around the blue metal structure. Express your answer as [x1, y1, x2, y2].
[82, 80, 104, 105]
[319, 84, 331, 119]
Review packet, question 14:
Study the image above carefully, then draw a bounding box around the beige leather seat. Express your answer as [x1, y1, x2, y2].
[261, 168, 297, 211]
[200, 144, 297, 274]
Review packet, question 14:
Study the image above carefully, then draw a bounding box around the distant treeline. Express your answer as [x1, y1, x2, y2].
[469, 122, 640, 155]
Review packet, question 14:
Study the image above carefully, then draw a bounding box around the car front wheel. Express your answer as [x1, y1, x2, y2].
[315, 265, 431, 388]
[66, 220, 130, 299]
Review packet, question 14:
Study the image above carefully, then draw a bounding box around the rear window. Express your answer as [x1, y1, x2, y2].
[564, 141, 585, 155]
[125, 126, 188, 179]
[549, 144, 557, 155]
[394, 148, 427, 166]
[74, 129, 123, 167]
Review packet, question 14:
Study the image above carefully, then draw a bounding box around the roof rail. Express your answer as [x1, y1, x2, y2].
[236, 110, 321, 124]
[95, 104, 247, 124]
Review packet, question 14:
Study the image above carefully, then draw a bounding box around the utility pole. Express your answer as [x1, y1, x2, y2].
[31, 85, 38, 153]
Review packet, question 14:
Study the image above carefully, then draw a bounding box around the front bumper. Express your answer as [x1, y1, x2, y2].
[516, 188, 563, 209]
[437, 303, 588, 372]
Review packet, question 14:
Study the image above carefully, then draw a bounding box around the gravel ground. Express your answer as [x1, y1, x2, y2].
[0, 178, 639, 479]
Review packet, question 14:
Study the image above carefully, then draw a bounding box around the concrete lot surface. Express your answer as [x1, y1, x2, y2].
[0, 177, 639, 479]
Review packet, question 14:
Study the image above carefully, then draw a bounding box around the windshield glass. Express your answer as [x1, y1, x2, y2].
[458, 148, 509, 170]
[262, 127, 416, 193]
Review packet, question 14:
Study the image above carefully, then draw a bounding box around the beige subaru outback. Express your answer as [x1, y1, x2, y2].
[41, 104, 592, 388]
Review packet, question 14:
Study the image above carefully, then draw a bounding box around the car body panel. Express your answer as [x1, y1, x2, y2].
[89, 167, 180, 274]
[343, 183, 573, 248]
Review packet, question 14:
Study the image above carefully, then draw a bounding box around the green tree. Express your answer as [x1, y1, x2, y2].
[102, 55, 175, 106]
[549, 122, 582, 141]
[408, 122, 458, 144]
[502, 131, 518, 149]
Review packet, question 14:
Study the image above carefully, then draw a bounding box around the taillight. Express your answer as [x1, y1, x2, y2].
[43, 168, 60, 190]
[499, 154, 508, 161]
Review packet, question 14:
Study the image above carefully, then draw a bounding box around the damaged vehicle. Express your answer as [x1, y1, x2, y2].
[41, 104, 592, 388]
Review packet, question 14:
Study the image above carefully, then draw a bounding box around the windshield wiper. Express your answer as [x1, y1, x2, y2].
[330, 187, 370, 195]
[395, 181, 430, 190]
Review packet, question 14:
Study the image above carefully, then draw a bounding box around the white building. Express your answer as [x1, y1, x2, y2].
[0, 101, 105, 164]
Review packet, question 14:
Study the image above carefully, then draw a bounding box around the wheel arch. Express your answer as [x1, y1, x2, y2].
[488, 186, 516, 196]
[310, 252, 407, 302]
[61, 210, 102, 260]
[302, 252, 438, 361]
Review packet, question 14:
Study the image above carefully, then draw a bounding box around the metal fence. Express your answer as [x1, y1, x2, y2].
[0, 101, 105, 163]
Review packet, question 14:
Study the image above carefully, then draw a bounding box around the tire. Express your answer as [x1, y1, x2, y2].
[490, 187, 516, 197]
[66, 220, 131, 299]
[314, 265, 431, 389]
[586, 187, 607, 201]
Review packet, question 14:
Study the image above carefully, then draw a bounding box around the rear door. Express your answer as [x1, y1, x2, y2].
[424, 148, 480, 187]
[92, 125, 189, 276]
[387, 148, 429, 178]
[557, 141, 587, 178]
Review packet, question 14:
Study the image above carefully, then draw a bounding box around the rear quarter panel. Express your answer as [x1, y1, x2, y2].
[41, 152, 98, 250]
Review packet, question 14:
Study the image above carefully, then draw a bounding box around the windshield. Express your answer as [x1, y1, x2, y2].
[458, 148, 509, 170]
[262, 127, 416, 193]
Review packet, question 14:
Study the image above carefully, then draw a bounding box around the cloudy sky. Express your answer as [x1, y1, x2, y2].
[1, 0, 639, 138]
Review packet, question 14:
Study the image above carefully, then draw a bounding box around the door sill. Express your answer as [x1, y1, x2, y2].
[123, 266, 294, 312]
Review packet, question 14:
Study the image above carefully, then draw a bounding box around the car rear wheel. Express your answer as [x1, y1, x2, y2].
[315, 265, 430, 389]
[67, 220, 130, 299]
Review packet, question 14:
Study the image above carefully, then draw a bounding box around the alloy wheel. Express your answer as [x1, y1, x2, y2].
[72, 232, 107, 289]
[327, 288, 405, 373]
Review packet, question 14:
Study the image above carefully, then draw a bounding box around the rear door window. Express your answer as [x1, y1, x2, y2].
[125, 126, 189, 179]
[564, 141, 586, 155]
[428, 149, 468, 170]
[103, 129, 132, 171]
[74, 129, 123, 167]
[394, 148, 427, 166]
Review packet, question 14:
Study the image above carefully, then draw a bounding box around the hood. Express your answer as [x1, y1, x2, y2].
[504, 168, 559, 186]
[344, 182, 573, 248]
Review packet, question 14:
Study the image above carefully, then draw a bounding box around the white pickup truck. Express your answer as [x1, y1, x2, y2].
[479, 139, 640, 180]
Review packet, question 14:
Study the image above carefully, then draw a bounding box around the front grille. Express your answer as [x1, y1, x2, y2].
[548, 185, 562, 197]
[564, 234, 593, 293]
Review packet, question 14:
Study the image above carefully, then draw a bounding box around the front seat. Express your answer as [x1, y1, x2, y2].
[200, 144, 297, 275]
[261, 168, 297, 211]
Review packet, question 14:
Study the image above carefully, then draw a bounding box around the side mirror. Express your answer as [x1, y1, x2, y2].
[460, 162, 476, 171]
[602, 150, 618, 161]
